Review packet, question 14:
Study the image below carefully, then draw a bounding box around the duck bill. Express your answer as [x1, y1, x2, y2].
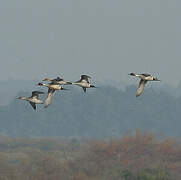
[90, 85, 96, 88]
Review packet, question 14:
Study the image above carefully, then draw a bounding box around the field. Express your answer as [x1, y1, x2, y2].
[0, 131, 180, 180]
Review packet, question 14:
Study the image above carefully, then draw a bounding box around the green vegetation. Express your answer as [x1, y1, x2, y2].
[0, 131, 180, 179]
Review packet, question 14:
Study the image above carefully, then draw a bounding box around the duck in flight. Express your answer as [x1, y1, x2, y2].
[42, 77, 72, 85]
[73, 75, 96, 92]
[38, 81, 68, 108]
[128, 73, 161, 97]
[16, 91, 44, 110]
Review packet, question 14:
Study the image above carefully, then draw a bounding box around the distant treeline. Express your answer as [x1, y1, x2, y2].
[0, 131, 180, 180]
[0, 85, 181, 137]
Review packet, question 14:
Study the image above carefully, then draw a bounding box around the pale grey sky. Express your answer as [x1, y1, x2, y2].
[1, 0, 181, 85]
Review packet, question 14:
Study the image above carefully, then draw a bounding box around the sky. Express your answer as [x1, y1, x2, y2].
[0, 0, 181, 85]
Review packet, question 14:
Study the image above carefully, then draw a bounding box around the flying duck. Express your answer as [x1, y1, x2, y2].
[38, 81, 68, 108]
[16, 91, 44, 110]
[43, 77, 72, 85]
[128, 73, 160, 97]
[73, 75, 96, 92]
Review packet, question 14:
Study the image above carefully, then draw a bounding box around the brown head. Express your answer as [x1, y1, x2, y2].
[128, 72, 136, 76]
[37, 82, 44, 86]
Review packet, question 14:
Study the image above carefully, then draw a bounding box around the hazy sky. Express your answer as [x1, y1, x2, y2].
[1, 0, 181, 85]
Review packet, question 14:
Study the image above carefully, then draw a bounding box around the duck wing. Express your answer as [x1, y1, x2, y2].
[31, 91, 44, 98]
[82, 87, 86, 93]
[136, 79, 147, 97]
[54, 77, 64, 81]
[44, 88, 55, 108]
[141, 73, 151, 77]
[50, 80, 59, 85]
[81, 75, 91, 82]
[29, 102, 36, 110]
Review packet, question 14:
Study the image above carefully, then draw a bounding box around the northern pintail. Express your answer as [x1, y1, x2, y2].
[73, 75, 96, 92]
[17, 91, 44, 110]
[38, 81, 68, 108]
[128, 73, 160, 97]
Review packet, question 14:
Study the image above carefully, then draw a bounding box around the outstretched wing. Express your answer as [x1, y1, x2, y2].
[81, 75, 91, 82]
[44, 89, 55, 108]
[31, 91, 44, 98]
[141, 73, 151, 77]
[54, 77, 64, 81]
[82, 87, 86, 93]
[29, 102, 36, 110]
[136, 79, 147, 97]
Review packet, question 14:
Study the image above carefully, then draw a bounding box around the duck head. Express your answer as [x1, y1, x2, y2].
[128, 73, 136, 76]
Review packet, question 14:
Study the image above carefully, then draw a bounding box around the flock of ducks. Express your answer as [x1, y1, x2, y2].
[17, 75, 96, 109]
[17, 73, 160, 110]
